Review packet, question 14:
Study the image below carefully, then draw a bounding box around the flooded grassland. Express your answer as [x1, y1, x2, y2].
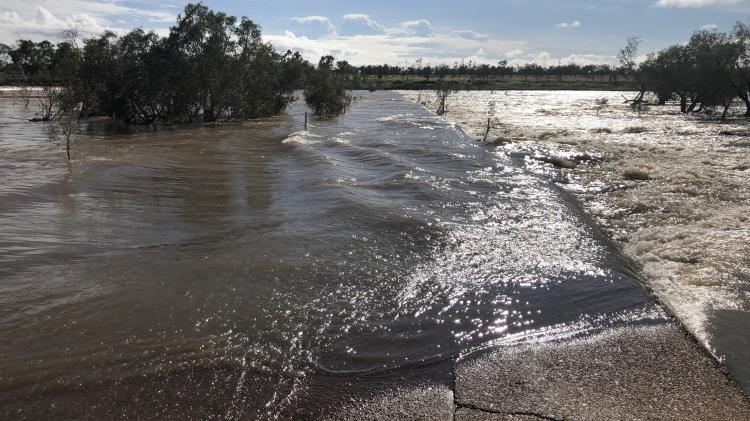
[399, 90, 750, 389]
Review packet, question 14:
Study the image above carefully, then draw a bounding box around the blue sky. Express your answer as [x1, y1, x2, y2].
[1, 0, 748, 66]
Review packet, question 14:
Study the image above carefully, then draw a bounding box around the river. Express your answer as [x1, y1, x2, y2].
[0, 92, 706, 419]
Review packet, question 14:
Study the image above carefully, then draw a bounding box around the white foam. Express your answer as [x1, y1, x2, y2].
[398, 89, 750, 355]
[282, 131, 323, 145]
[375, 113, 414, 123]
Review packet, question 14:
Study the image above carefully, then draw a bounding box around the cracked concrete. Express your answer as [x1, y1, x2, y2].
[322, 384, 454, 421]
[456, 407, 562, 421]
[328, 322, 750, 420]
[453, 322, 750, 420]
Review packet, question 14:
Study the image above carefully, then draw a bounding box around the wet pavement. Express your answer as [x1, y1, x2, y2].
[329, 322, 750, 420]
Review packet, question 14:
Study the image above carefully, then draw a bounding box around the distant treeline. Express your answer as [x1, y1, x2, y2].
[1, 5, 749, 122]
[351, 62, 625, 80]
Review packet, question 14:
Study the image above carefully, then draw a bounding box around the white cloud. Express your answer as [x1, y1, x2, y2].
[270, 13, 522, 65]
[265, 30, 527, 66]
[0, 0, 175, 43]
[266, 12, 617, 67]
[507, 51, 617, 67]
[1, 6, 113, 41]
[655, 0, 741, 7]
[342, 13, 435, 37]
[397, 19, 434, 36]
[0, 4, 618, 68]
[701, 23, 718, 29]
[556, 20, 582, 28]
[266, 29, 615, 67]
[291, 15, 337, 35]
[342, 13, 387, 32]
[447, 30, 490, 40]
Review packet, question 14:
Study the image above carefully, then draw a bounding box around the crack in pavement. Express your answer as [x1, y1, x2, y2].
[455, 401, 565, 421]
[450, 356, 564, 421]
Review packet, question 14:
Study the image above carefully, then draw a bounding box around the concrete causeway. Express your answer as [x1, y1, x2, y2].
[327, 321, 750, 420]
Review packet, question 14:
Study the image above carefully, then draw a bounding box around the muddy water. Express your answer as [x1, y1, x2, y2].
[1, 92, 665, 419]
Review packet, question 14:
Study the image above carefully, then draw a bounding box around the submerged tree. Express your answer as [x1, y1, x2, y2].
[593, 97, 609, 116]
[47, 107, 81, 161]
[436, 86, 452, 116]
[482, 100, 499, 141]
[304, 55, 351, 117]
[640, 29, 743, 119]
[7, 3, 304, 126]
[618, 37, 647, 108]
[733, 22, 750, 116]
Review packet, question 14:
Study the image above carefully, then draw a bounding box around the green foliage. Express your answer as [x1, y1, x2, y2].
[304, 55, 351, 117]
[640, 27, 747, 118]
[5, 3, 308, 124]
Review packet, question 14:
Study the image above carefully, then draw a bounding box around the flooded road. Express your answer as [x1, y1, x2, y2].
[401, 90, 750, 394]
[1, 92, 667, 419]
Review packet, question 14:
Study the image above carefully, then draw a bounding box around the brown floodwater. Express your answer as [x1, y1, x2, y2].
[1, 92, 667, 419]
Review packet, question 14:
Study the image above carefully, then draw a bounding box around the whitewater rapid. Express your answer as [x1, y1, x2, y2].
[399, 89, 750, 388]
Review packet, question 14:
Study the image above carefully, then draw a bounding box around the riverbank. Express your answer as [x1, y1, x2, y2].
[399, 90, 750, 393]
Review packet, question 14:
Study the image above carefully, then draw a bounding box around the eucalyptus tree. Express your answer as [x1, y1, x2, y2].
[166, 3, 240, 122]
[618, 37, 648, 106]
[684, 30, 741, 118]
[107, 29, 163, 123]
[641, 45, 692, 108]
[734, 22, 750, 116]
[640, 28, 743, 118]
[78, 32, 118, 117]
[304, 55, 350, 117]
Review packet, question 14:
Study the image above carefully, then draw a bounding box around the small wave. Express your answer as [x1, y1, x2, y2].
[375, 114, 414, 123]
[375, 114, 441, 128]
[282, 131, 323, 145]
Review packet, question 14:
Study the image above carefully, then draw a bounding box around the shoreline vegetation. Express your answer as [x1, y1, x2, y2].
[0, 4, 747, 163]
[0, 3, 747, 134]
[347, 75, 640, 91]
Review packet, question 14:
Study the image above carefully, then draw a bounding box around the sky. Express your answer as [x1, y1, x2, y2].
[1, 0, 748, 66]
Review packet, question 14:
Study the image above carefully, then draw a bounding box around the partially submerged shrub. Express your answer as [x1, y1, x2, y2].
[305, 56, 351, 117]
[538, 129, 569, 140]
[720, 130, 750, 137]
[538, 130, 557, 140]
[556, 138, 579, 146]
[624, 126, 648, 134]
[594, 97, 609, 116]
[622, 167, 652, 180]
[535, 155, 578, 169]
[491, 136, 512, 145]
[591, 127, 613, 134]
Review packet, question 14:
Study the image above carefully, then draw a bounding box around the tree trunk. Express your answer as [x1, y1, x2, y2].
[739, 93, 750, 117]
[686, 98, 698, 113]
